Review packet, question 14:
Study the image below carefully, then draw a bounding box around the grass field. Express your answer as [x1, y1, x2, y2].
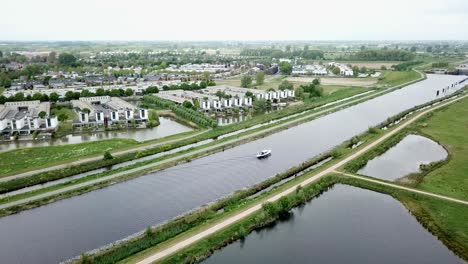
[0, 87, 4, 95]
[0, 139, 138, 177]
[377, 70, 421, 86]
[413, 97, 468, 200]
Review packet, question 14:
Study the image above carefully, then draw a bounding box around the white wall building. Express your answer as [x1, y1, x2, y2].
[0, 101, 58, 135]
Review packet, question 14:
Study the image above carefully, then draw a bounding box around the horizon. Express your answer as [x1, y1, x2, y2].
[1, 0, 467, 41]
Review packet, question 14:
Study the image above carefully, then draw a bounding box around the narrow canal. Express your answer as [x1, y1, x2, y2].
[0, 117, 193, 152]
[0, 74, 465, 263]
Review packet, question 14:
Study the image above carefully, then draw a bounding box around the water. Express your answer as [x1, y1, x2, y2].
[358, 135, 448, 181]
[0, 74, 465, 264]
[0, 117, 193, 152]
[203, 185, 463, 264]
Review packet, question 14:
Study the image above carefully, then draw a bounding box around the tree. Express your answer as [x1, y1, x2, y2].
[47, 51, 57, 64]
[103, 151, 114, 160]
[279, 62, 292, 75]
[202, 71, 211, 81]
[312, 78, 320, 85]
[49, 92, 59, 102]
[192, 98, 200, 109]
[125, 88, 134, 97]
[182, 100, 193, 108]
[245, 91, 254, 98]
[38, 111, 46, 119]
[278, 80, 293, 91]
[82, 108, 91, 114]
[380, 65, 387, 70]
[426, 46, 433, 53]
[410, 46, 417, 52]
[32, 93, 43, 101]
[58, 53, 77, 66]
[58, 113, 68, 121]
[241, 75, 253, 88]
[332, 67, 340, 75]
[294, 87, 304, 98]
[255, 71, 265, 85]
[96, 88, 105, 96]
[253, 99, 271, 113]
[65, 91, 76, 101]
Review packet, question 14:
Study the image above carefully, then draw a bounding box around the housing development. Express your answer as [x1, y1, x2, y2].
[0, 1, 467, 264]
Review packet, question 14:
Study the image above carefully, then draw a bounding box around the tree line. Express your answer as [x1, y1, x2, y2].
[142, 95, 218, 128]
[353, 49, 415, 61]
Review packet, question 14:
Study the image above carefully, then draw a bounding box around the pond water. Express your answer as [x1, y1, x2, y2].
[203, 185, 462, 264]
[357, 135, 448, 181]
[0, 117, 193, 152]
[0, 74, 465, 264]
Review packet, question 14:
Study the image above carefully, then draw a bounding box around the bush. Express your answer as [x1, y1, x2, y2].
[103, 151, 114, 160]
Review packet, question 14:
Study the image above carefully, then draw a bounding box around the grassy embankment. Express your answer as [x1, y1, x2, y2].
[377, 70, 421, 87]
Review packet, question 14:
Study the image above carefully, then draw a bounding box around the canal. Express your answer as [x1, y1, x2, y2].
[0, 74, 465, 263]
[203, 185, 463, 264]
[0, 117, 193, 152]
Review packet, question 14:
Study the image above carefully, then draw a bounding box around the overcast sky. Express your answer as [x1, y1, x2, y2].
[1, 0, 467, 41]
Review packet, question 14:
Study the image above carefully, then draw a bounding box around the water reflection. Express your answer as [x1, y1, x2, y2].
[358, 135, 448, 181]
[0, 117, 193, 152]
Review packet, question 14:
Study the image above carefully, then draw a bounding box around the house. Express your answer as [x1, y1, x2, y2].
[0, 101, 58, 135]
[71, 96, 148, 127]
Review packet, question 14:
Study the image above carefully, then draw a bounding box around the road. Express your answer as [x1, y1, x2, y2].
[133, 93, 468, 264]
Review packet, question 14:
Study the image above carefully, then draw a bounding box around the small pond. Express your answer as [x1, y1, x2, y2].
[357, 135, 448, 181]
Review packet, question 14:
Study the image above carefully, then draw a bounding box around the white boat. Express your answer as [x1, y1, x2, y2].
[256, 149, 272, 159]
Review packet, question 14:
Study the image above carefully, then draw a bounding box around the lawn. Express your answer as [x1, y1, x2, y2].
[0, 139, 138, 177]
[377, 70, 421, 86]
[413, 97, 468, 200]
[51, 105, 78, 137]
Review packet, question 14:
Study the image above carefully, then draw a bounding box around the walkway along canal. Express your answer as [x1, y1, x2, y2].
[0, 74, 465, 264]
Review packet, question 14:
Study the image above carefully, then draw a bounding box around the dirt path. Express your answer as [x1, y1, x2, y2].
[133, 93, 468, 264]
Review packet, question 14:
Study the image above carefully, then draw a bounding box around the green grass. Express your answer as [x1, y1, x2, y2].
[0, 139, 137, 177]
[412, 98, 468, 200]
[51, 106, 78, 137]
[377, 70, 421, 86]
[0, 87, 4, 95]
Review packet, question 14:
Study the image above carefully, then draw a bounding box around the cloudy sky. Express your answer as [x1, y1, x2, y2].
[1, 0, 467, 41]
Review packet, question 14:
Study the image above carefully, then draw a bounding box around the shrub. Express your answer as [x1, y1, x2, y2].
[103, 151, 114, 160]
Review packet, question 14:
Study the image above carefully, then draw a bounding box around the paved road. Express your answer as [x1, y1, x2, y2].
[133, 93, 468, 264]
